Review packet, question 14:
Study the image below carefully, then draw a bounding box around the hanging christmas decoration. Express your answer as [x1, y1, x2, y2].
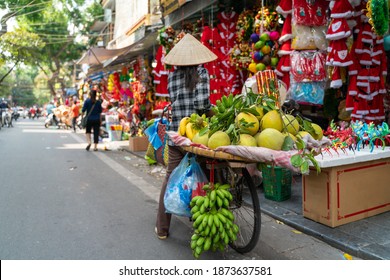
[366, 0, 389, 36]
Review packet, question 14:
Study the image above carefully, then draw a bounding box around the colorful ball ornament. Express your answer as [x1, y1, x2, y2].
[269, 31, 280, 41]
[250, 33, 260, 43]
[248, 62, 258, 73]
[254, 40, 265, 50]
[253, 51, 264, 62]
[266, 40, 275, 48]
[261, 45, 271, 55]
[256, 63, 266, 71]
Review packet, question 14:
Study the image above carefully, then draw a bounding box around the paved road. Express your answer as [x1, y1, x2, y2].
[0, 119, 355, 260]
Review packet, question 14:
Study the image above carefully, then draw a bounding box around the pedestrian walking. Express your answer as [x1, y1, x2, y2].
[155, 33, 217, 239]
[82, 90, 102, 151]
[71, 99, 80, 132]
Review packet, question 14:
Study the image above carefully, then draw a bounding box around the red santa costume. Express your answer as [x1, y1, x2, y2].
[325, 0, 354, 89]
[346, 17, 387, 122]
[152, 45, 170, 97]
[216, 10, 241, 95]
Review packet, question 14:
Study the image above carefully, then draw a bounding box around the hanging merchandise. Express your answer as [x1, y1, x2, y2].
[247, 6, 281, 76]
[215, 8, 240, 95]
[283, 0, 329, 105]
[230, 10, 255, 71]
[293, 0, 329, 26]
[158, 26, 176, 56]
[344, 1, 388, 123]
[276, 0, 293, 18]
[292, 25, 327, 50]
[290, 50, 326, 82]
[366, 0, 390, 36]
[201, 25, 224, 104]
[289, 80, 326, 105]
[152, 45, 170, 97]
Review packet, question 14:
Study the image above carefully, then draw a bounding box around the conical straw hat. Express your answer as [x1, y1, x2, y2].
[163, 33, 218, 66]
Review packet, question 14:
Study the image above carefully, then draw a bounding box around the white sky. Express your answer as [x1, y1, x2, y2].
[0, 9, 17, 32]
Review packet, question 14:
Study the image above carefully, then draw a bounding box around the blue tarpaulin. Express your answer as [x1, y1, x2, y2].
[65, 88, 77, 96]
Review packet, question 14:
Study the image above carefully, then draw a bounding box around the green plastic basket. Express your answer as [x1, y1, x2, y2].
[262, 165, 292, 201]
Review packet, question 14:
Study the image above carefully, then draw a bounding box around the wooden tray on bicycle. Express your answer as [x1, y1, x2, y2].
[182, 146, 254, 162]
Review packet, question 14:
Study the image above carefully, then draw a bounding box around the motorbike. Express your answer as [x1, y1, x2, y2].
[44, 113, 59, 128]
[45, 113, 71, 129]
[1, 109, 13, 128]
[12, 108, 19, 121]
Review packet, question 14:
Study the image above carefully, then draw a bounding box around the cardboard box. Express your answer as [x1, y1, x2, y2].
[303, 157, 390, 227]
[129, 136, 149, 152]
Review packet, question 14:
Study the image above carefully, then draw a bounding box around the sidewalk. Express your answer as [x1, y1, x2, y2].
[114, 141, 389, 260]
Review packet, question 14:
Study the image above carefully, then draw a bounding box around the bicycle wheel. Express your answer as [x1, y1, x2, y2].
[217, 165, 261, 253]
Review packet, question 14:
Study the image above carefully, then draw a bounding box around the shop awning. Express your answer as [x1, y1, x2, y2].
[76, 46, 131, 66]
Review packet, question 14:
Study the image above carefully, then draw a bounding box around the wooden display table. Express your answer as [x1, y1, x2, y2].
[302, 147, 390, 227]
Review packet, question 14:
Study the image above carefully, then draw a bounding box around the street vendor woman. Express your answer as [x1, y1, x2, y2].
[155, 33, 217, 240]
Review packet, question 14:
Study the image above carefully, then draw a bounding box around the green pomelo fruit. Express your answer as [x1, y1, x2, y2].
[208, 131, 231, 149]
[250, 105, 264, 120]
[282, 114, 300, 135]
[237, 134, 257, 146]
[192, 132, 209, 146]
[310, 123, 323, 140]
[260, 110, 283, 132]
[256, 128, 286, 150]
[235, 112, 260, 135]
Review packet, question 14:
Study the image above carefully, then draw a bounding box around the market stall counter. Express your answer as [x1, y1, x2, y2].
[303, 147, 390, 228]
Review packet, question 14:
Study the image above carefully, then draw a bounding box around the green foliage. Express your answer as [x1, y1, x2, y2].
[290, 138, 321, 174]
[0, 0, 103, 97]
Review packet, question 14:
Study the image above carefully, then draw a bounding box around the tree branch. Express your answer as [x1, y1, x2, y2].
[0, 61, 19, 84]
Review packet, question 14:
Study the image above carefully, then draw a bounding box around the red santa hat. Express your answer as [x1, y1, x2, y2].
[326, 40, 353, 67]
[330, 0, 354, 19]
[276, 0, 292, 18]
[330, 67, 343, 88]
[326, 18, 351, 40]
[278, 14, 293, 44]
[278, 40, 292, 56]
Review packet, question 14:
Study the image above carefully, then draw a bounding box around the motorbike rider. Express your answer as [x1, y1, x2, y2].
[0, 98, 11, 127]
[46, 101, 59, 126]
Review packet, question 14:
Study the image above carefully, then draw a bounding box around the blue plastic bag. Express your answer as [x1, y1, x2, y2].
[164, 153, 192, 217]
[164, 154, 208, 217]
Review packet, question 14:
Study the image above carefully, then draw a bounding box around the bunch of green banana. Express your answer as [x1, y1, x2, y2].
[189, 182, 239, 259]
[209, 94, 243, 137]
